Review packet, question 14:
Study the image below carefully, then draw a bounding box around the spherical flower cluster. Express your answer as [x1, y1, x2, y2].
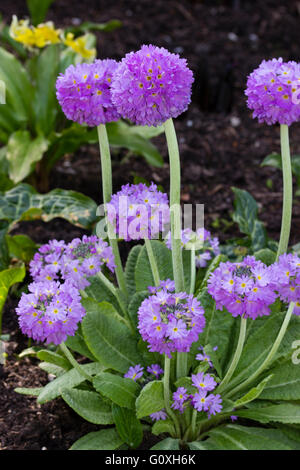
[56, 59, 120, 126]
[270, 253, 300, 315]
[245, 57, 300, 126]
[16, 280, 86, 345]
[165, 228, 220, 268]
[137, 280, 205, 358]
[111, 44, 194, 126]
[207, 256, 277, 320]
[29, 235, 115, 290]
[107, 183, 170, 241]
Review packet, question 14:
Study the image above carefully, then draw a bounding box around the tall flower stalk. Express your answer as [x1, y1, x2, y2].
[97, 124, 128, 298]
[277, 124, 293, 259]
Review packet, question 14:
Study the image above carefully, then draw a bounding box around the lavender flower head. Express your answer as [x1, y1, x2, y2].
[107, 182, 170, 241]
[111, 44, 194, 126]
[30, 235, 115, 290]
[124, 364, 144, 381]
[56, 59, 120, 126]
[137, 280, 205, 358]
[270, 253, 300, 315]
[207, 256, 277, 320]
[165, 228, 220, 268]
[245, 57, 300, 126]
[150, 410, 167, 422]
[16, 280, 86, 345]
[29, 239, 66, 282]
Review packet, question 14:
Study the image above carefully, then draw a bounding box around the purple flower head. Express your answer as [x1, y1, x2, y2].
[165, 228, 220, 268]
[107, 182, 170, 241]
[147, 364, 164, 378]
[56, 59, 120, 126]
[195, 351, 213, 367]
[206, 394, 223, 418]
[124, 364, 144, 381]
[150, 409, 167, 421]
[138, 285, 205, 358]
[270, 253, 300, 315]
[191, 372, 217, 392]
[31, 236, 115, 290]
[16, 280, 86, 345]
[171, 387, 189, 413]
[29, 239, 66, 282]
[191, 390, 210, 413]
[207, 256, 278, 319]
[111, 44, 194, 126]
[245, 57, 300, 126]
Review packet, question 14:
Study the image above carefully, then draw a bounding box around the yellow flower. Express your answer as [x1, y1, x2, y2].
[64, 33, 96, 60]
[9, 16, 61, 48]
[9, 15, 36, 47]
[33, 22, 62, 48]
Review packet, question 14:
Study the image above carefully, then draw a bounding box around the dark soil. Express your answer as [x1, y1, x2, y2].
[1, 0, 300, 450]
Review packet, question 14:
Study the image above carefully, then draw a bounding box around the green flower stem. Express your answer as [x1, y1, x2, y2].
[145, 238, 160, 287]
[277, 124, 293, 260]
[217, 316, 247, 394]
[97, 124, 128, 298]
[163, 355, 181, 437]
[164, 118, 186, 381]
[163, 118, 185, 293]
[60, 342, 93, 382]
[190, 246, 196, 295]
[96, 271, 134, 334]
[226, 302, 295, 399]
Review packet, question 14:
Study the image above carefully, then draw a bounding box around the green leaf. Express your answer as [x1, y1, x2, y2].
[228, 312, 300, 391]
[206, 424, 292, 450]
[81, 299, 142, 373]
[232, 187, 267, 252]
[70, 428, 123, 451]
[36, 350, 71, 370]
[38, 361, 65, 377]
[6, 234, 37, 263]
[261, 153, 282, 170]
[136, 380, 164, 419]
[61, 389, 113, 424]
[254, 248, 276, 266]
[151, 438, 180, 450]
[128, 291, 149, 328]
[135, 240, 173, 292]
[188, 440, 218, 450]
[234, 374, 273, 407]
[15, 387, 42, 396]
[32, 45, 60, 136]
[0, 47, 33, 128]
[174, 377, 196, 395]
[236, 404, 300, 424]
[112, 404, 143, 448]
[6, 131, 49, 183]
[93, 372, 140, 409]
[125, 245, 142, 296]
[27, 0, 54, 25]
[152, 419, 175, 437]
[107, 121, 164, 167]
[65, 324, 96, 361]
[37, 362, 103, 403]
[0, 183, 97, 230]
[83, 274, 121, 314]
[259, 360, 300, 401]
[67, 19, 122, 35]
[0, 265, 26, 318]
[0, 223, 9, 270]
